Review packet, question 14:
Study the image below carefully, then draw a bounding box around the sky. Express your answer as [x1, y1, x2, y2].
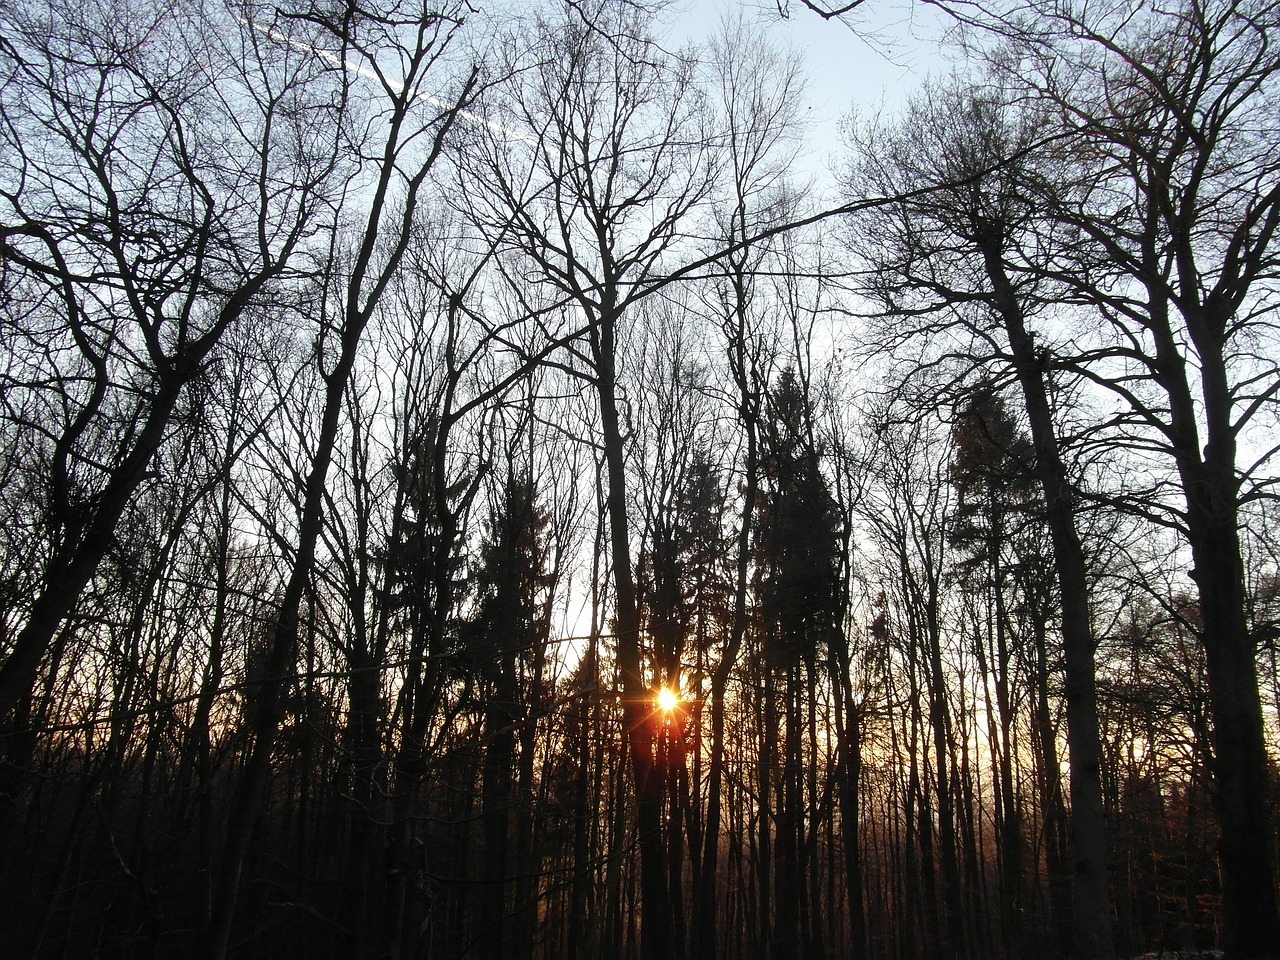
[669, 0, 955, 188]
[530, 1, 959, 643]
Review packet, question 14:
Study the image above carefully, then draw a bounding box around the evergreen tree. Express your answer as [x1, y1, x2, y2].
[459, 472, 552, 960]
[756, 368, 840, 669]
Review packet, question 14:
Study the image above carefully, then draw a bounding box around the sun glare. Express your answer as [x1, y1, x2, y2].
[656, 687, 679, 713]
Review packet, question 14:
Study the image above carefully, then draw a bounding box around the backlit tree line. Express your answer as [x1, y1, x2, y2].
[2, 1, 1279, 959]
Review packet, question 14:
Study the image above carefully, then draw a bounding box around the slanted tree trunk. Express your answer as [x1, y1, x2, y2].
[982, 242, 1116, 960]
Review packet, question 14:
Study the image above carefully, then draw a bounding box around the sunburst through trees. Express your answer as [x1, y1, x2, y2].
[2, 1, 1279, 959]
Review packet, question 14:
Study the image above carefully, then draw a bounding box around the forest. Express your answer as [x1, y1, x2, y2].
[2, 0, 1279, 958]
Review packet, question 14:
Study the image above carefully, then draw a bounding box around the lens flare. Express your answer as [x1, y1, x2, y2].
[656, 687, 679, 712]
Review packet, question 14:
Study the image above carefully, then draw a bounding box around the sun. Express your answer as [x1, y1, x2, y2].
[656, 687, 679, 713]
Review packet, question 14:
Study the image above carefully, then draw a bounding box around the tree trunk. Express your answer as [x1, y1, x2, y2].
[479, 687, 516, 959]
[591, 302, 677, 960]
[829, 644, 867, 960]
[774, 667, 801, 960]
[695, 333, 760, 960]
[983, 243, 1117, 960]
[1184, 439, 1280, 958]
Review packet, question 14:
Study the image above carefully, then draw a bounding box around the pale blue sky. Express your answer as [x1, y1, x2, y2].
[670, 0, 954, 188]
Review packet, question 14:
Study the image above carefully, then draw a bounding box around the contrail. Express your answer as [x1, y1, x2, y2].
[240, 17, 535, 145]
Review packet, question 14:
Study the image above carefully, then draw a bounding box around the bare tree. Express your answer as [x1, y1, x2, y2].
[980, 2, 1280, 951]
[0, 0, 344, 756]
[202, 3, 477, 956]
[693, 18, 808, 958]
[458, 2, 717, 954]
[844, 78, 1119, 960]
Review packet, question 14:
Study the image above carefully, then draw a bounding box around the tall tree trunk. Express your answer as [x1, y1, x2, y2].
[479, 683, 517, 959]
[205, 340, 353, 960]
[830, 645, 867, 960]
[1185, 444, 1280, 958]
[983, 243, 1117, 960]
[1032, 604, 1074, 958]
[568, 642, 597, 960]
[774, 666, 801, 960]
[992, 574, 1023, 958]
[923, 571, 965, 955]
[591, 302, 677, 960]
[1159, 293, 1280, 958]
[514, 662, 542, 960]
[759, 672, 777, 960]
[695, 341, 760, 960]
